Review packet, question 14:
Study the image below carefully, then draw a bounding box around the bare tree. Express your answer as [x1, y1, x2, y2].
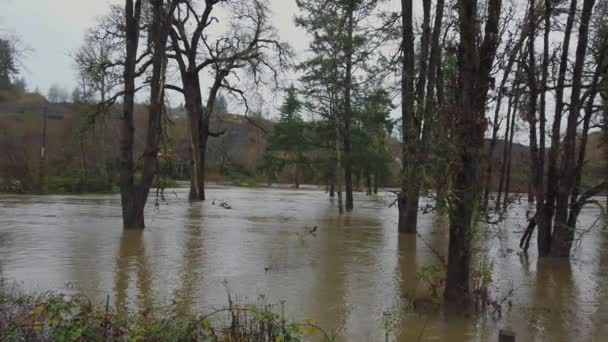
[552, 0, 600, 256]
[399, 0, 446, 233]
[168, 0, 289, 201]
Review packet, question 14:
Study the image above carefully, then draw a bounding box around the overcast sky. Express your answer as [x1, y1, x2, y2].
[1, 0, 413, 120]
[0, 0, 313, 96]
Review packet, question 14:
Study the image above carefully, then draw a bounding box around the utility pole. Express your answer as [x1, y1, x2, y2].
[39, 105, 48, 193]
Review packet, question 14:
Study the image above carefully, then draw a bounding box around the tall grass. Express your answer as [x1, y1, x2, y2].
[0, 278, 334, 342]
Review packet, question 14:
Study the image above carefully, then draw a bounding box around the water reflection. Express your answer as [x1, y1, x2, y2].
[0, 189, 606, 341]
[174, 204, 205, 317]
[593, 229, 608, 340]
[114, 229, 153, 313]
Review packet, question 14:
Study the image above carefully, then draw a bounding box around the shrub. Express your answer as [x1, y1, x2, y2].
[0, 279, 335, 342]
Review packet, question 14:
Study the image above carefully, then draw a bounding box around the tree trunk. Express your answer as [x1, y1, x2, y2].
[401, 0, 434, 234]
[552, 0, 596, 257]
[398, 0, 415, 234]
[343, 5, 355, 212]
[373, 173, 379, 194]
[119, 0, 173, 229]
[198, 125, 209, 199]
[366, 169, 372, 195]
[502, 95, 518, 211]
[526, 0, 540, 208]
[445, 0, 502, 305]
[536, 0, 551, 256]
[483, 32, 525, 210]
[334, 112, 344, 214]
[540, 0, 578, 256]
[120, 0, 143, 229]
[335, 133, 344, 215]
[495, 93, 514, 210]
[295, 162, 300, 189]
[197, 69, 229, 200]
[183, 74, 205, 201]
[569, 38, 607, 226]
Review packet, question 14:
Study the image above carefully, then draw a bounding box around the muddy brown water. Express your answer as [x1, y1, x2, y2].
[0, 186, 606, 341]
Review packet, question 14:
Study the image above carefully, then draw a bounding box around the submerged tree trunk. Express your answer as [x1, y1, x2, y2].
[343, 4, 355, 212]
[373, 173, 379, 194]
[536, 0, 551, 255]
[495, 92, 515, 210]
[539, 0, 579, 256]
[183, 74, 205, 201]
[568, 49, 606, 227]
[502, 94, 518, 210]
[335, 124, 344, 214]
[445, 0, 501, 304]
[295, 162, 300, 189]
[366, 169, 372, 195]
[398, 0, 415, 233]
[120, 0, 143, 229]
[483, 31, 525, 210]
[401, 0, 434, 234]
[552, 0, 596, 257]
[120, 0, 172, 229]
[526, 0, 540, 207]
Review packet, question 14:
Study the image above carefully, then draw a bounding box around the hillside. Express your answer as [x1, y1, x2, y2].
[0, 92, 605, 193]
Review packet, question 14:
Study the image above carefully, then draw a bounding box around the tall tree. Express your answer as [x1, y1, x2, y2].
[297, 5, 345, 213]
[266, 86, 308, 188]
[119, 0, 177, 229]
[352, 87, 394, 195]
[74, 24, 122, 104]
[444, 0, 502, 304]
[537, 0, 579, 256]
[297, 0, 386, 212]
[552, 0, 599, 256]
[399, 0, 445, 233]
[168, 0, 288, 201]
[398, 0, 415, 232]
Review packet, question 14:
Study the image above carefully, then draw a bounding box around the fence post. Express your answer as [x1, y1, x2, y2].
[498, 329, 515, 342]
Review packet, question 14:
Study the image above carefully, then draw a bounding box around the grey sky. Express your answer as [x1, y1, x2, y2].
[0, 0, 312, 97]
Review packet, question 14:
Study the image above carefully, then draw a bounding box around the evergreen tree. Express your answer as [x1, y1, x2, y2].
[266, 86, 309, 188]
[0, 38, 18, 89]
[352, 88, 394, 194]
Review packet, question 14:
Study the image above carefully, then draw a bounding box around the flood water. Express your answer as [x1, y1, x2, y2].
[0, 186, 606, 341]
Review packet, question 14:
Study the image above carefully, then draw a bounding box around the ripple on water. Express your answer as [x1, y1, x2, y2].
[0, 189, 606, 341]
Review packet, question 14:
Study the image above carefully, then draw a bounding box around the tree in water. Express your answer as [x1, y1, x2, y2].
[443, 0, 502, 304]
[398, 0, 445, 233]
[519, 0, 608, 257]
[352, 87, 394, 195]
[296, 0, 387, 212]
[167, 0, 289, 201]
[118, 0, 178, 229]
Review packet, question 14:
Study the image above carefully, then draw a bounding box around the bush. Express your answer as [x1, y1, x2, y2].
[0, 279, 335, 342]
[46, 175, 113, 194]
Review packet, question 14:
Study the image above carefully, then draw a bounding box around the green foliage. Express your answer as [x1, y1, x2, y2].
[0, 38, 18, 90]
[0, 279, 335, 342]
[470, 254, 494, 303]
[46, 174, 113, 194]
[264, 87, 312, 184]
[351, 87, 395, 190]
[417, 264, 445, 300]
[267, 87, 308, 156]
